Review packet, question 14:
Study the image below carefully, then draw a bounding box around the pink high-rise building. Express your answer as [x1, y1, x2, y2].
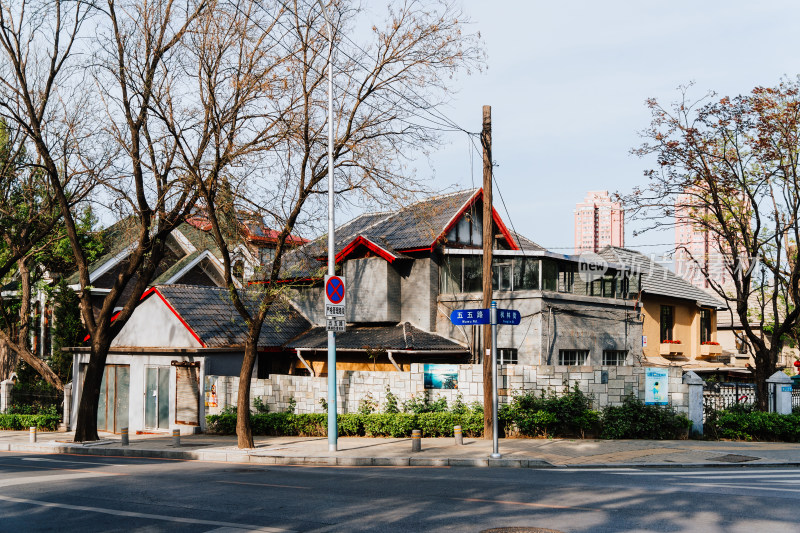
[574, 191, 624, 253]
[674, 191, 730, 289]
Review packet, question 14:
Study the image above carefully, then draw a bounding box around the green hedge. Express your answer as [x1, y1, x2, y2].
[0, 414, 60, 431]
[601, 396, 691, 439]
[500, 384, 601, 438]
[206, 411, 484, 437]
[706, 410, 800, 441]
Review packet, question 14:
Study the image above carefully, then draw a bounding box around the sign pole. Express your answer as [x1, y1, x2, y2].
[490, 301, 501, 459]
[317, 0, 337, 453]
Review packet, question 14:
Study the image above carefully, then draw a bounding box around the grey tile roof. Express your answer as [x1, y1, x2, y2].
[288, 322, 468, 352]
[155, 284, 310, 348]
[598, 247, 725, 308]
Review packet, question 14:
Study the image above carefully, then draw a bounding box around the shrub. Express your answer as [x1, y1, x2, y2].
[0, 414, 60, 431]
[601, 395, 691, 439]
[502, 383, 599, 437]
[705, 410, 800, 441]
[383, 387, 399, 414]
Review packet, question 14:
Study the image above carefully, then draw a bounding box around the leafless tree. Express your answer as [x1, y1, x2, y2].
[626, 81, 800, 409]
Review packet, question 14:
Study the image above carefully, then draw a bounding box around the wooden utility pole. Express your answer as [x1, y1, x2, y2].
[481, 105, 493, 439]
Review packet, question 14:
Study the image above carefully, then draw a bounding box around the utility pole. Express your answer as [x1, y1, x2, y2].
[481, 105, 493, 440]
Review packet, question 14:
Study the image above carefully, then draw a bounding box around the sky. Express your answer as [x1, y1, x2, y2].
[399, 0, 800, 258]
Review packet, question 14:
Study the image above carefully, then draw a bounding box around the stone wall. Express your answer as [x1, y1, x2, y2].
[207, 363, 688, 416]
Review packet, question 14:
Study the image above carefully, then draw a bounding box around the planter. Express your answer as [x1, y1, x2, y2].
[659, 343, 683, 355]
[700, 344, 723, 356]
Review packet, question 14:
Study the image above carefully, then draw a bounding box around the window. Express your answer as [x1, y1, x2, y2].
[602, 350, 628, 365]
[493, 261, 512, 291]
[558, 349, 589, 366]
[463, 256, 482, 292]
[498, 348, 518, 365]
[660, 305, 674, 342]
[700, 309, 712, 343]
[542, 259, 558, 291]
[513, 258, 539, 290]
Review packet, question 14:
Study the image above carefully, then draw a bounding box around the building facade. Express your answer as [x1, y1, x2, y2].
[574, 191, 624, 253]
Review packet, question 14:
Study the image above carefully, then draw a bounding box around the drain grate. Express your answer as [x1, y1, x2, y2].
[709, 454, 759, 463]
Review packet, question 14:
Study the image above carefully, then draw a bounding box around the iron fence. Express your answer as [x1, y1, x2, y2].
[793, 389, 800, 410]
[9, 387, 62, 416]
[703, 382, 757, 417]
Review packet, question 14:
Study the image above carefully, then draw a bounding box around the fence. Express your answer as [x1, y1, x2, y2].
[8, 386, 62, 415]
[703, 382, 756, 418]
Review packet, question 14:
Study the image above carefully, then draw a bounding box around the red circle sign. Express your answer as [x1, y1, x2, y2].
[326, 276, 345, 304]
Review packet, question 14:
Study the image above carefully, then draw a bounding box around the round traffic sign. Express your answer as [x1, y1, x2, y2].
[326, 276, 345, 304]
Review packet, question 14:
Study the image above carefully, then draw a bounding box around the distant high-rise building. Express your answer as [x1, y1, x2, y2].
[574, 191, 624, 253]
[674, 190, 731, 289]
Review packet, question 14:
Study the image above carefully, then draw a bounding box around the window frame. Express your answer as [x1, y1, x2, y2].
[660, 305, 674, 342]
[558, 349, 589, 366]
[602, 350, 628, 366]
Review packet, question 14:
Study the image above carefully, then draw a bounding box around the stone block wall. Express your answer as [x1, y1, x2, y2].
[207, 364, 688, 416]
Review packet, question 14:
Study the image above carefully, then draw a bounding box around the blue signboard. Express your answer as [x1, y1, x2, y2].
[450, 308, 490, 325]
[645, 367, 669, 405]
[497, 309, 521, 325]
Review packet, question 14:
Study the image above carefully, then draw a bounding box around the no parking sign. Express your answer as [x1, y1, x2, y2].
[324, 275, 346, 317]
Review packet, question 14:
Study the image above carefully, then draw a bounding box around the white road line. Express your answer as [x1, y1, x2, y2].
[676, 482, 800, 493]
[608, 469, 800, 476]
[0, 494, 295, 532]
[23, 457, 128, 467]
[0, 473, 116, 488]
[674, 473, 800, 480]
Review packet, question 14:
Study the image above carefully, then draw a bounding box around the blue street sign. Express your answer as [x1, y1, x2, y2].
[450, 308, 490, 325]
[496, 308, 521, 325]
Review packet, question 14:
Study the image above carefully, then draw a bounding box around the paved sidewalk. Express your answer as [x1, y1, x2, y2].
[1, 430, 799, 468]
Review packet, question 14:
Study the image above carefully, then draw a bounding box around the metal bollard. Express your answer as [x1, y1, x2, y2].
[120, 427, 129, 446]
[29, 426, 37, 443]
[454, 425, 463, 446]
[172, 428, 181, 447]
[411, 429, 421, 452]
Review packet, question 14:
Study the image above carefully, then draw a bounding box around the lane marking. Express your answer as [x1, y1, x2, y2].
[608, 469, 800, 476]
[217, 481, 310, 490]
[676, 482, 800, 493]
[0, 494, 295, 532]
[23, 457, 129, 467]
[452, 497, 603, 512]
[0, 461, 127, 476]
[0, 472, 116, 488]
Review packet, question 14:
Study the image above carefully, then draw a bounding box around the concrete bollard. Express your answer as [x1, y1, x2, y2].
[454, 425, 463, 445]
[172, 428, 181, 447]
[29, 426, 36, 443]
[120, 427, 129, 446]
[411, 429, 421, 452]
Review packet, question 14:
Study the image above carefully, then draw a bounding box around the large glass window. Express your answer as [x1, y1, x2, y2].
[513, 258, 539, 290]
[558, 349, 589, 366]
[660, 305, 674, 342]
[700, 309, 712, 343]
[440, 255, 461, 294]
[463, 256, 482, 293]
[493, 260, 513, 291]
[542, 259, 558, 291]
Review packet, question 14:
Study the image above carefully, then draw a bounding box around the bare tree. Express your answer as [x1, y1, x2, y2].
[180, 0, 484, 448]
[626, 80, 800, 409]
[0, 0, 208, 440]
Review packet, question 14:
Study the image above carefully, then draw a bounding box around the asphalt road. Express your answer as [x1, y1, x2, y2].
[1, 451, 798, 532]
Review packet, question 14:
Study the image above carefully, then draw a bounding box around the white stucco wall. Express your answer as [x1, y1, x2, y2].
[111, 294, 202, 348]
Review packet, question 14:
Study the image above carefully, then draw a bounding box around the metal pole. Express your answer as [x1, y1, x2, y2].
[317, 0, 337, 452]
[490, 301, 500, 459]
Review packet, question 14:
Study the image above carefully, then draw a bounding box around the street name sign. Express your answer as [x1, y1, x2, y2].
[324, 275, 346, 317]
[450, 308, 490, 325]
[496, 309, 521, 325]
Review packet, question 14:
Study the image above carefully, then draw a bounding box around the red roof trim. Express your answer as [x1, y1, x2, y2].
[82, 287, 206, 348]
[248, 277, 322, 285]
[431, 188, 519, 251]
[399, 246, 434, 253]
[335, 235, 398, 264]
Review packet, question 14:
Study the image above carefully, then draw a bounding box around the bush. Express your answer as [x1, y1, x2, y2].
[601, 395, 691, 439]
[501, 383, 600, 437]
[0, 414, 60, 431]
[206, 410, 484, 438]
[705, 410, 800, 441]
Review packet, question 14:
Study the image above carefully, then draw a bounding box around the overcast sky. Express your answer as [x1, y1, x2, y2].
[411, 0, 800, 257]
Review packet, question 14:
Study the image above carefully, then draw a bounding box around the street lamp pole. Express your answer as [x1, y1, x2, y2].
[317, 0, 337, 452]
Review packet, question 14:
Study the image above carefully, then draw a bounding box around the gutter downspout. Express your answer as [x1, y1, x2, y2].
[386, 351, 402, 372]
[296, 350, 316, 377]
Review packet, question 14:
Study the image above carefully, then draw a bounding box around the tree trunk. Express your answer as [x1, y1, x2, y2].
[753, 345, 777, 411]
[73, 337, 110, 442]
[0, 330, 63, 391]
[0, 337, 17, 381]
[236, 336, 258, 448]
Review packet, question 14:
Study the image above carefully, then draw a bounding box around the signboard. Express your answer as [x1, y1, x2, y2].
[642, 335, 648, 348]
[324, 275, 346, 317]
[326, 318, 346, 332]
[644, 367, 669, 405]
[497, 309, 521, 325]
[782, 386, 793, 392]
[423, 364, 459, 389]
[204, 375, 218, 408]
[450, 308, 490, 325]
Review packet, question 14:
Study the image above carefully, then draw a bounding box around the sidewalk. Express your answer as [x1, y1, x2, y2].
[2, 430, 799, 468]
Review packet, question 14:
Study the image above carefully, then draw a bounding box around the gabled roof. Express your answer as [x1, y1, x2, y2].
[598, 246, 725, 309]
[287, 322, 468, 352]
[271, 189, 528, 280]
[151, 284, 310, 348]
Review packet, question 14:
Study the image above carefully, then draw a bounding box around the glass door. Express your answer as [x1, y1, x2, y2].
[145, 366, 170, 430]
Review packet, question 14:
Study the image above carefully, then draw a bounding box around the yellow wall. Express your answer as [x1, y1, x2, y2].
[641, 296, 716, 360]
